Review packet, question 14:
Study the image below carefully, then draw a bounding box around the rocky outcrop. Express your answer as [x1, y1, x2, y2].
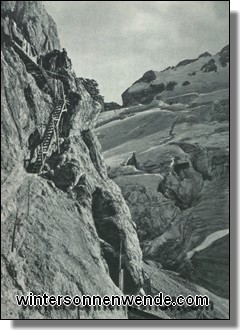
[201, 59, 217, 73]
[218, 45, 229, 67]
[104, 102, 122, 111]
[198, 51, 211, 59]
[1, 1, 143, 319]
[122, 82, 165, 107]
[133, 70, 157, 85]
[1, 1, 60, 53]
[176, 58, 198, 68]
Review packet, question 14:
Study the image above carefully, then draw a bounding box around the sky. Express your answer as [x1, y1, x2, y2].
[43, 1, 229, 104]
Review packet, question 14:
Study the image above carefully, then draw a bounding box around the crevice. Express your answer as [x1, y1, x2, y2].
[170, 142, 212, 181]
[91, 187, 138, 294]
[157, 180, 190, 210]
[173, 162, 190, 175]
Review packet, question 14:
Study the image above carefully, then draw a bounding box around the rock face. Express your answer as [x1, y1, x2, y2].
[1, 1, 143, 319]
[122, 46, 229, 107]
[201, 59, 217, 73]
[96, 45, 229, 317]
[2, 1, 60, 53]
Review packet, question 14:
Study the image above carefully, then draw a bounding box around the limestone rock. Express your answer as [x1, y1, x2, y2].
[1, 1, 143, 319]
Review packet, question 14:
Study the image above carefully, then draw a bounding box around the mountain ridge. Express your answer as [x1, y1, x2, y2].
[121, 45, 229, 107]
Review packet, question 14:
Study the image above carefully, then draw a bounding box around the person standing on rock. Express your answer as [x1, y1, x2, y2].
[61, 48, 68, 69]
[28, 128, 42, 161]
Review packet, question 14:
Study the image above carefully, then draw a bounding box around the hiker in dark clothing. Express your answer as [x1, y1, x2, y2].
[61, 48, 68, 69]
[28, 128, 41, 160]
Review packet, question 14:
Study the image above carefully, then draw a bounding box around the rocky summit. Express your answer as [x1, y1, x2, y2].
[1, 1, 229, 320]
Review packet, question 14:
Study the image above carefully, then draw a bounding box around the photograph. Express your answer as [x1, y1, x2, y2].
[1, 0, 232, 323]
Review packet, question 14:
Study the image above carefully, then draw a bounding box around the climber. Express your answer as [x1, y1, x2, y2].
[28, 128, 42, 160]
[61, 48, 68, 69]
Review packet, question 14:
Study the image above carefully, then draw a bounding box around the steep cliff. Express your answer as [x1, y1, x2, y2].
[1, 1, 60, 53]
[1, 1, 143, 319]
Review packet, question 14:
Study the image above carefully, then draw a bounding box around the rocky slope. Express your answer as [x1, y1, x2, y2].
[1, 1, 143, 319]
[122, 46, 229, 107]
[96, 45, 229, 317]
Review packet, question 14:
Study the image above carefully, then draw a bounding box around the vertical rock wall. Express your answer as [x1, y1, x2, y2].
[1, 1, 143, 319]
